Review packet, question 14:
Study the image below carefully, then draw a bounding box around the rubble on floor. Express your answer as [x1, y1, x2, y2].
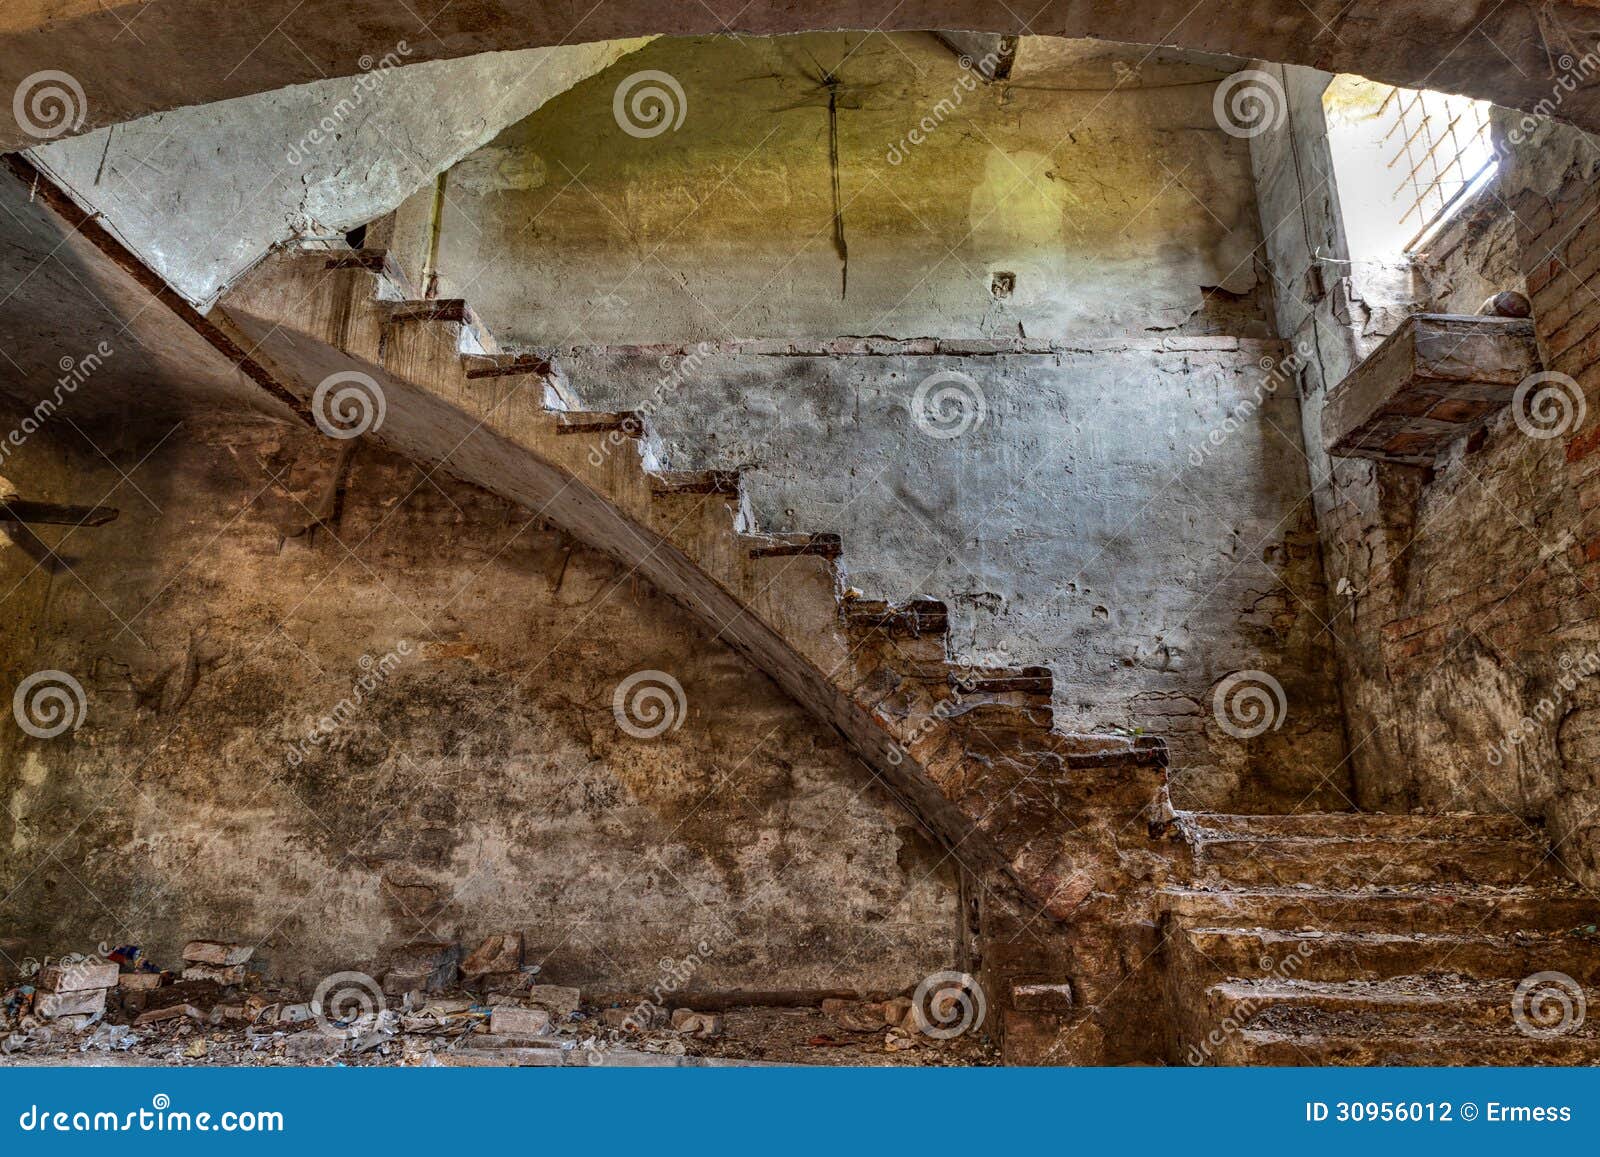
[0, 935, 997, 1067]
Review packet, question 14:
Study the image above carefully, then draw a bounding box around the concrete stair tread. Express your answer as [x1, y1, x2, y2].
[1186, 925, 1589, 948]
[1213, 972, 1595, 1017]
[1232, 1029, 1600, 1065]
[1187, 832, 1555, 889]
[1160, 884, 1597, 933]
[1176, 924, 1600, 987]
[1176, 810, 1534, 841]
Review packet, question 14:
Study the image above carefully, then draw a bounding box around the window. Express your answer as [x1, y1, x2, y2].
[1322, 74, 1498, 259]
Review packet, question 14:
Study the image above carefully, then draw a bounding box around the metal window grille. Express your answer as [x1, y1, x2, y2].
[1379, 85, 1495, 251]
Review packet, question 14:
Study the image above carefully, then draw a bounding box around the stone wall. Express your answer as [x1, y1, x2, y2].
[1254, 62, 1600, 881]
[0, 416, 958, 991]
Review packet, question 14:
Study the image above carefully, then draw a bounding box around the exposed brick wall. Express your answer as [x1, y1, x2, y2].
[1257, 82, 1600, 883]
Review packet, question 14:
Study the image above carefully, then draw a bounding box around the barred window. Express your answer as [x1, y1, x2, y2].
[1323, 74, 1498, 258]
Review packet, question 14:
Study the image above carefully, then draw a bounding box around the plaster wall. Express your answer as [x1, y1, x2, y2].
[0, 418, 957, 990]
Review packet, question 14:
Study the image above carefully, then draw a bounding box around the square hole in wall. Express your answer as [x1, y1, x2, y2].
[991, 271, 1015, 299]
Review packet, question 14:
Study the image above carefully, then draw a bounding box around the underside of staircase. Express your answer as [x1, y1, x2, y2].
[207, 241, 1180, 930]
[1164, 811, 1600, 1065]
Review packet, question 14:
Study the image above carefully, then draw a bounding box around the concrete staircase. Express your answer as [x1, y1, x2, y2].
[211, 244, 1172, 924]
[1163, 811, 1600, 1065]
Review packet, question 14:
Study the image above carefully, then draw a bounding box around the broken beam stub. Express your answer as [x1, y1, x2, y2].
[463, 354, 553, 380]
[385, 299, 475, 325]
[651, 470, 740, 496]
[842, 597, 949, 638]
[0, 497, 119, 527]
[555, 411, 644, 437]
[952, 665, 1052, 697]
[748, 533, 842, 560]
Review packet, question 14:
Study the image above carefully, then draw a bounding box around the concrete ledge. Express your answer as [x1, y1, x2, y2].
[1322, 314, 1540, 466]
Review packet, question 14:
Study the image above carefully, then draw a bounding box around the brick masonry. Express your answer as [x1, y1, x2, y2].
[1255, 72, 1600, 885]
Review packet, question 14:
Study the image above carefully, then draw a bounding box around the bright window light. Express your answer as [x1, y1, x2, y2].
[1323, 74, 1498, 259]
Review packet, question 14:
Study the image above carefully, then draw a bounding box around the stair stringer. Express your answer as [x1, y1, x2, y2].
[212, 248, 1175, 924]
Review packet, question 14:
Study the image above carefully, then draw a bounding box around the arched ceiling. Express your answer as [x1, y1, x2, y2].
[1, 1, 1597, 151]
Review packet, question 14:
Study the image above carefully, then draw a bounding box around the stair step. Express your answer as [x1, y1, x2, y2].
[555, 411, 644, 436]
[1161, 886, 1598, 935]
[1189, 834, 1554, 888]
[1203, 975, 1600, 1040]
[651, 470, 740, 497]
[951, 666, 1052, 696]
[385, 298, 475, 325]
[1223, 1029, 1600, 1066]
[1178, 811, 1534, 841]
[748, 533, 842, 560]
[463, 353, 553, 380]
[1173, 925, 1600, 985]
[841, 598, 949, 638]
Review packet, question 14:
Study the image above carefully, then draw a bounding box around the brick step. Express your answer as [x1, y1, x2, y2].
[1176, 811, 1534, 842]
[1160, 886, 1598, 935]
[1188, 835, 1554, 889]
[1220, 1029, 1600, 1067]
[1172, 925, 1600, 985]
[1199, 975, 1600, 1043]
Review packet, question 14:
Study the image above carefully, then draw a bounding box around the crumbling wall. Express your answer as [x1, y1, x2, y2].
[427, 33, 1271, 343]
[0, 416, 958, 991]
[1254, 62, 1600, 881]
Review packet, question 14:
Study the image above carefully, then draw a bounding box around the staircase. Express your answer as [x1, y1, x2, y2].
[1163, 811, 1600, 1065]
[209, 243, 1172, 925]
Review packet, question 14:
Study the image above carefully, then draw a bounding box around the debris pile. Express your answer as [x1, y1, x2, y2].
[0, 935, 993, 1066]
